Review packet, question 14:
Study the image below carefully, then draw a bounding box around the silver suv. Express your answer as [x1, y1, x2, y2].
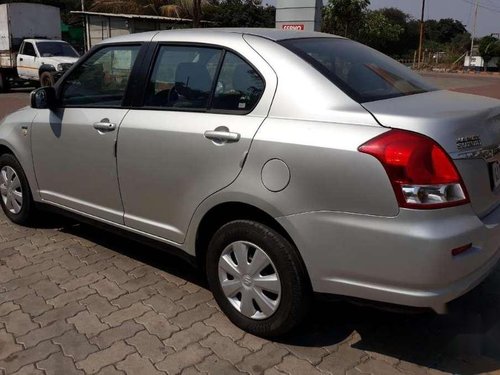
[1, 29, 499, 337]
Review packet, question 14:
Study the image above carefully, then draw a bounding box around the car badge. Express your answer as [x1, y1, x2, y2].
[456, 135, 482, 151]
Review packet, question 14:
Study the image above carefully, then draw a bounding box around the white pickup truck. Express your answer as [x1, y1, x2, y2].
[0, 3, 79, 92]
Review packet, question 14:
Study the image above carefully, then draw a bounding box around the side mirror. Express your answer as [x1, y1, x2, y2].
[30, 87, 57, 110]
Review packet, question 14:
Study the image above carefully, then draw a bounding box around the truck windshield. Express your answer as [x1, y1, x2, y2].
[36, 42, 79, 58]
[280, 38, 436, 103]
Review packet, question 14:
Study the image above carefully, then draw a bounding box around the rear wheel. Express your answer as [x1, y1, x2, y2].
[40, 72, 54, 87]
[0, 71, 10, 92]
[206, 220, 311, 337]
[0, 154, 36, 225]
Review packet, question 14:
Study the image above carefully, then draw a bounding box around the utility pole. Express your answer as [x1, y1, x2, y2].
[417, 0, 426, 68]
[470, 0, 479, 58]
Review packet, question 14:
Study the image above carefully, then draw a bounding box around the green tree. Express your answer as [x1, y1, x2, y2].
[479, 35, 500, 71]
[322, 0, 370, 37]
[357, 10, 403, 51]
[206, 0, 275, 28]
[378, 7, 419, 57]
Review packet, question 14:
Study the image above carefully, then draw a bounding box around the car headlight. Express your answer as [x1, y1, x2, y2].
[56, 64, 63, 72]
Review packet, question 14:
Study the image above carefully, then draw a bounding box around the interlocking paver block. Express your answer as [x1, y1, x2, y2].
[61, 273, 103, 291]
[80, 294, 118, 318]
[0, 328, 22, 360]
[116, 353, 165, 375]
[72, 263, 109, 278]
[156, 343, 211, 375]
[126, 330, 171, 363]
[0, 265, 16, 283]
[237, 334, 268, 352]
[196, 354, 244, 375]
[178, 289, 213, 310]
[10, 364, 44, 375]
[356, 358, 403, 375]
[0, 287, 32, 304]
[0, 302, 19, 317]
[170, 304, 217, 329]
[30, 280, 64, 299]
[122, 274, 163, 293]
[76, 340, 135, 374]
[113, 257, 140, 273]
[14, 294, 52, 316]
[102, 302, 151, 327]
[34, 301, 86, 327]
[179, 283, 200, 294]
[111, 286, 157, 309]
[200, 332, 250, 365]
[17, 320, 72, 347]
[43, 266, 72, 283]
[37, 351, 84, 375]
[236, 343, 288, 375]
[204, 312, 245, 341]
[15, 260, 54, 278]
[96, 365, 126, 375]
[276, 355, 325, 375]
[283, 344, 329, 366]
[317, 343, 368, 374]
[0, 340, 59, 374]
[135, 311, 179, 340]
[4, 254, 29, 270]
[68, 310, 109, 338]
[47, 286, 95, 308]
[2, 309, 38, 336]
[2, 272, 45, 291]
[53, 330, 99, 361]
[91, 279, 126, 299]
[154, 282, 188, 301]
[163, 322, 214, 351]
[143, 295, 184, 319]
[100, 267, 132, 285]
[91, 320, 144, 349]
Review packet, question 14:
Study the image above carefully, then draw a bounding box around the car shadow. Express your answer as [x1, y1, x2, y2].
[44, 218, 500, 375]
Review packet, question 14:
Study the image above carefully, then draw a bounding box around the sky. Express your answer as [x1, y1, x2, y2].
[266, 0, 500, 37]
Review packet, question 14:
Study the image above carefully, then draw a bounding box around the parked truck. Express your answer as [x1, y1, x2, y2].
[0, 3, 79, 92]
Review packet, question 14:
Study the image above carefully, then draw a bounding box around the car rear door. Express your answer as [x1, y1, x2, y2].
[31, 43, 145, 223]
[117, 38, 277, 243]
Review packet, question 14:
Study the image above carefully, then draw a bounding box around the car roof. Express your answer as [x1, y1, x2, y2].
[98, 28, 341, 45]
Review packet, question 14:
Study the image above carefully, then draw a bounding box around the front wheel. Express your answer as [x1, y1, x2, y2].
[0, 71, 10, 92]
[206, 220, 311, 337]
[0, 154, 36, 225]
[40, 72, 54, 87]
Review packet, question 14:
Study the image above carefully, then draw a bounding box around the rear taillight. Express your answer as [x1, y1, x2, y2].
[359, 129, 470, 209]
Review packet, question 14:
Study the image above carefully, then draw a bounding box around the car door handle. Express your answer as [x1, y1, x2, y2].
[93, 120, 116, 132]
[204, 129, 240, 143]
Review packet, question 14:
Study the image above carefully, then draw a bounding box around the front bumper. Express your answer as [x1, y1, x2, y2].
[277, 204, 500, 313]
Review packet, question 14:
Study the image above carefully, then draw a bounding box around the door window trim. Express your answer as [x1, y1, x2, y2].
[136, 42, 266, 116]
[55, 42, 147, 110]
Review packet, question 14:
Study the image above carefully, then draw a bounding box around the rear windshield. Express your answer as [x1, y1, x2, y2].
[36, 42, 79, 58]
[280, 38, 436, 103]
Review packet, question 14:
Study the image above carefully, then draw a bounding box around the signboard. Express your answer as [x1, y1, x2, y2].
[281, 24, 305, 31]
[276, 0, 322, 32]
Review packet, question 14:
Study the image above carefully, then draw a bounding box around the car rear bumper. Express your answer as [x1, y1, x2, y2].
[277, 204, 500, 313]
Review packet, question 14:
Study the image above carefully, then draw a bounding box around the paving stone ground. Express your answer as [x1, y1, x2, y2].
[0, 212, 499, 375]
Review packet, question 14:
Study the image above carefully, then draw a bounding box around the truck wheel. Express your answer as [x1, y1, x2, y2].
[0, 71, 10, 92]
[40, 72, 54, 87]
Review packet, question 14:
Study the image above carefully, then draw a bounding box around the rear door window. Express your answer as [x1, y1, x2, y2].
[212, 52, 265, 112]
[144, 45, 222, 109]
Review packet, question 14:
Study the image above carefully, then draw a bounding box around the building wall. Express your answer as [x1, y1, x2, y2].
[275, 0, 322, 32]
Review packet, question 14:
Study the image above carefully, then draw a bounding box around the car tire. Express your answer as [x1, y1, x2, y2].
[206, 220, 311, 337]
[0, 154, 35, 225]
[0, 71, 10, 92]
[40, 72, 54, 87]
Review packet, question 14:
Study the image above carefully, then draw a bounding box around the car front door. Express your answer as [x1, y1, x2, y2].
[31, 44, 142, 223]
[17, 41, 38, 80]
[117, 43, 276, 243]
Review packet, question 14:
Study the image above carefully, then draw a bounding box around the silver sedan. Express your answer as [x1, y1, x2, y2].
[0, 28, 499, 337]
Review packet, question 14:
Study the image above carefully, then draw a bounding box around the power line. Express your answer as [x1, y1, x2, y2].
[459, 0, 500, 13]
